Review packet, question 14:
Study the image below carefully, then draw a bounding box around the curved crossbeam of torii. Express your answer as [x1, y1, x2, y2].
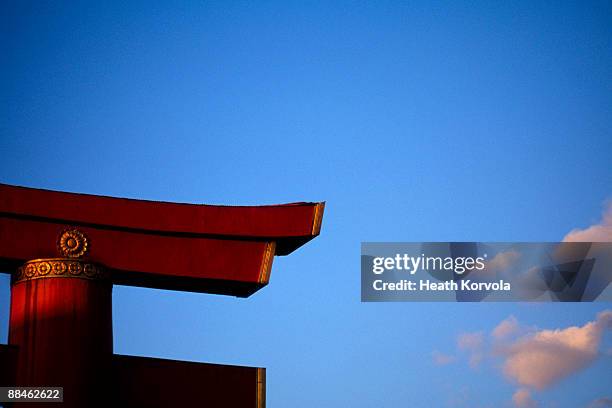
[0, 183, 324, 407]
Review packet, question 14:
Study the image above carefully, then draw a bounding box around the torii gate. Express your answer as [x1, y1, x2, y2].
[0, 183, 324, 407]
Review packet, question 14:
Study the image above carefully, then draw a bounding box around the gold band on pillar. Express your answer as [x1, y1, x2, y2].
[12, 258, 109, 285]
[256, 368, 266, 408]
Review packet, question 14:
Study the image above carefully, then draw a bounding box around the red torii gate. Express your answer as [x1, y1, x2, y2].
[0, 183, 324, 407]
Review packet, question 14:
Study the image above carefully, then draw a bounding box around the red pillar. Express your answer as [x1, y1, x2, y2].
[8, 258, 112, 407]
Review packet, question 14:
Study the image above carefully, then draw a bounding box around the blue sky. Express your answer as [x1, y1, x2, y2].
[1, 1, 611, 406]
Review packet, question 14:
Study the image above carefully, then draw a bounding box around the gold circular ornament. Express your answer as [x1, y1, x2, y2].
[52, 261, 67, 275]
[37, 261, 51, 276]
[25, 263, 36, 278]
[58, 229, 88, 258]
[68, 262, 82, 275]
[13, 258, 108, 285]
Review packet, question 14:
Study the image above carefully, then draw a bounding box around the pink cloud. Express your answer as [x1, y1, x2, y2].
[487, 250, 521, 273]
[563, 202, 612, 242]
[492, 316, 519, 340]
[457, 331, 484, 351]
[502, 310, 612, 390]
[512, 388, 538, 408]
[444, 310, 612, 406]
[457, 332, 484, 368]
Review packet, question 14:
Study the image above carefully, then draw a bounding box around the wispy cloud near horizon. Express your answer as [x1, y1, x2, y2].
[563, 202, 612, 242]
[501, 310, 611, 390]
[512, 388, 538, 408]
[457, 331, 485, 368]
[436, 310, 612, 407]
[492, 315, 520, 340]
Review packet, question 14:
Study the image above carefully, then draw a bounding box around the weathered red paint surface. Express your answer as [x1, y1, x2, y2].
[112, 355, 263, 407]
[9, 278, 112, 407]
